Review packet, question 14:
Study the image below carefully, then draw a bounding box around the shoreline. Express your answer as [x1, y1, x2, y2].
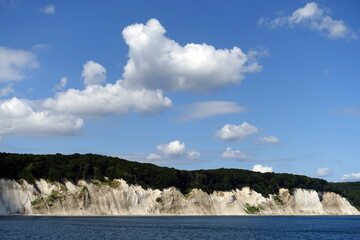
[2, 178, 359, 216]
[1, 213, 359, 217]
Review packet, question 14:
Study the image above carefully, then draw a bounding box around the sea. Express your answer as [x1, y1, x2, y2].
[1, 216, 360, 239]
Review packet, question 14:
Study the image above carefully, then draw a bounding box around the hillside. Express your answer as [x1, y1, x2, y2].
[0, 152, 359, 209]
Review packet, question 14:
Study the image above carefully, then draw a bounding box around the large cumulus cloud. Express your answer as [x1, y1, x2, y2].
[0, 97, 83, 137]
[43, 80, 172, 116]
[122, 18, 262, 92]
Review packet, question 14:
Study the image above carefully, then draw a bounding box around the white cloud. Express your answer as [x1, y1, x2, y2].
[257, 17, 266, 26]
[54, 77, 67, 91]
[82, 61, 106, 86]
[40, 4, 55, 14]
[187, 151, 201, 159]
[178, 101, 246, 122]
[32, 44, 50, 52]
[148, 140, 200, 160]
[0, 0, 18, 7]
[221, 147, 247, 160]
[252, 164, 273, 173]
[322, 69, 330, 75]
[216, 122, 259, 141]
[43, 80, 172, 116]
[0, 97, 83, 137]
[254, 136, 279, 145]
[156, 140, 186, 156]
[317, 168, 331, 177]
[261, 2, 358, 40]
[341, 173, 360, 181]
[0, 84, 14, 97]
[0, 47, 38, 82]
[146, 153, 162, 160]
[338, 106, 360, 116]
[122, 18, 262, 92]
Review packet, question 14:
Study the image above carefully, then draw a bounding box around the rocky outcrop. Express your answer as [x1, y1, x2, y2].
[0, 178, 358, 216]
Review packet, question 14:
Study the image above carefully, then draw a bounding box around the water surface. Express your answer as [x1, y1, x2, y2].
[1, 216, 360, 239]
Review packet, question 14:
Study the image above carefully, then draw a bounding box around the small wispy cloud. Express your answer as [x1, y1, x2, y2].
[259, 2, 358, 40]
[147, 140, 201, 161]
[337, 106, 360, 116]
[32, 44, 50, 52]
[316, 167, 331, 177]
[0, 84, 14, 97]
[322, 69, 330, 75]
[255, 157, 294, 162]
[40, 4, 55, 15]
[53, 77, 67, 91]
[0, 0, 19, 8]
[82, 61, 106, 86]
[146, 153, 162, 160]
[341, 173, 360, 181]
[114, 150, 202, 165]
[178, 101, 246, 122]
[221, 147, 247, 160]
[253, 136, 279, 145]
[252, 164, 273, 173]
[216, 122, 259, 141]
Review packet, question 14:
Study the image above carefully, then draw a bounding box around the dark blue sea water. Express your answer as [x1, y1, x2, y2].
[1, 216, 360, 240]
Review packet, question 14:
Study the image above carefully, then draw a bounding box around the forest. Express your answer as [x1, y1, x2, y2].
[0, 152, 359, 209]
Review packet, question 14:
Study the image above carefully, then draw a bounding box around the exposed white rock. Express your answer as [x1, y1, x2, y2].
[0, 178, 358, 216]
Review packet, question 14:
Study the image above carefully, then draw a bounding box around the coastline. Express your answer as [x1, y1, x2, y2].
[1, 213, 359, 217]
[1, 178, 359, 216]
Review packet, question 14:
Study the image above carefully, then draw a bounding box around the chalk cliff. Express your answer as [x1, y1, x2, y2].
[0, 178, 358, 215]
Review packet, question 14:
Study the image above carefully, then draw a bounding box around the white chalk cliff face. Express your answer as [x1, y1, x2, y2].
[0, 178, 358, 215]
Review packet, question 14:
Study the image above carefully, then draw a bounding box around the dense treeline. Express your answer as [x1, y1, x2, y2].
[0, 152, 358, 209]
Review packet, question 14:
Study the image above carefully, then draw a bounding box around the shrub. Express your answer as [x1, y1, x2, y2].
[183, 193, 191, 198]
[91, 179, 102, 185]
[60, 185, 68, 192]
[47, 190, 60, 203]
[272, 195, 284, 205]
[79, 186, 88, 198]
[109, 180, 120, 188]
[244, 203, 260, 214]
[31, 197, 43, 206]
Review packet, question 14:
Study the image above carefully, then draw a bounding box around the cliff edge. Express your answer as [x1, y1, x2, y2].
[0, 178, 358, 216]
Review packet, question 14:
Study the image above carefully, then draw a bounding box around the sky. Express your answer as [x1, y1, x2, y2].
[0, 0, 359, 182]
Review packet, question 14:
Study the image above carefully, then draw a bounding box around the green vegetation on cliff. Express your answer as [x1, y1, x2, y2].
[0, 152, 359, 209]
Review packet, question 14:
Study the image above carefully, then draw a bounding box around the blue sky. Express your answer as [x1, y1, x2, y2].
[1, 0, 359, 182]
